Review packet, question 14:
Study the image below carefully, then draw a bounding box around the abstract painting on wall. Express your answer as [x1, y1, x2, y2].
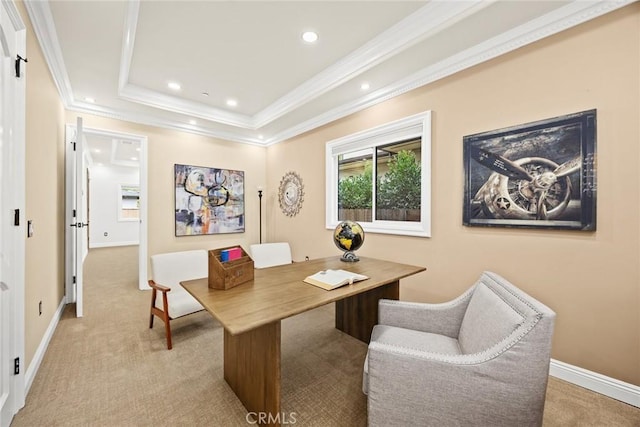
[463, 110, 596, 230]
[175, 164, 245, 236]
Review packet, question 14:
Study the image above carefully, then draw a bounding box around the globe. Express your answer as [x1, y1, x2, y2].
[333, 220, 365, 262]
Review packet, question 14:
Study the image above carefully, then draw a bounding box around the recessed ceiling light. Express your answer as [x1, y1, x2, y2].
[167, 82, 181, 91]
[85, 97, 95, 103]
[302, 31, 318, 43]
[131, 157, 138, 161]
[94, 149, 101, 153]
[189, 119, 197, 125]
[258, 135, 264, 140]
[136, 147, 141, 152]
[226, 99, 238, 107]
[360, 82, 370, 91]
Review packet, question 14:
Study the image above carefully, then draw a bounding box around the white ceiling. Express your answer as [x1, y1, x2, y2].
[84, 134, 141, 168]
[25, 1, 632, 147]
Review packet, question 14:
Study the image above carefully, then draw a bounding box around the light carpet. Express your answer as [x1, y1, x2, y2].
[11, 247, 640, 426]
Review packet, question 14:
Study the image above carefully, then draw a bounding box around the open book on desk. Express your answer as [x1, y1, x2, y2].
[303, 269, 369, 291]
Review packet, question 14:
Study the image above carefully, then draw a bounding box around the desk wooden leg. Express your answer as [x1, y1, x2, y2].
[335, 280, 399, 343]
[224, 321, 281, 427]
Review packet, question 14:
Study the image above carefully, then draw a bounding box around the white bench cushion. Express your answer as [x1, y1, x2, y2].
[150, 250, 207, 319]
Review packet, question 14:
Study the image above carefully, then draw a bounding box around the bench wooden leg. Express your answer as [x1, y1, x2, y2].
[149, 289, 156, 329]
[149, 286, 173, 350]
[163, 317, 173, 350]
[161, 291, 172, 350]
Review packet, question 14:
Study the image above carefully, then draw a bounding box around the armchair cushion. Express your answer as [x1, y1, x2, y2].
[458, 282, 525, 354]
[363, 324, 461, 394]
[371, 324, 461, 355]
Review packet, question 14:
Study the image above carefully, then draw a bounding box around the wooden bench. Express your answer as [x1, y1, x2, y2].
[148, 250, 207, 349]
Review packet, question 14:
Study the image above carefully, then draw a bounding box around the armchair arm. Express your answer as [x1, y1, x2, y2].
[148, 279, 170, 293]
[148, 280, 171, 318]
[366, 340, 548, 427]
[378, 287, 473, 337]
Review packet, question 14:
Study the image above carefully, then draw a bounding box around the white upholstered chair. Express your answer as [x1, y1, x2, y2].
[363, 271, 556, 426]
[249, 242, 292, 268]
[148, 250, 207, 349]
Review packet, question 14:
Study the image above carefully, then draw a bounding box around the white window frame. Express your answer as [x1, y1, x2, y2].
[117, 183, 140, 222]
[326, 111, 431, 238]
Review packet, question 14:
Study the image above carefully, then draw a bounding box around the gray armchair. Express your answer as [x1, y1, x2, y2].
[363, 271, 556, 426]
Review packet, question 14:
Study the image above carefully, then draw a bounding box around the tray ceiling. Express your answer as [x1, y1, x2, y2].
[25, 0, 632, 146]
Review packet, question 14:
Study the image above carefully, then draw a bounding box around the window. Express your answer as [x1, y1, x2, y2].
[118, 184, 140, 221]
[326, 111, 431, 237]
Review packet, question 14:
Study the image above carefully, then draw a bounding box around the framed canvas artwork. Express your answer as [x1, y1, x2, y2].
[174, 164, 245, 236]
[463, 110, 596, 230]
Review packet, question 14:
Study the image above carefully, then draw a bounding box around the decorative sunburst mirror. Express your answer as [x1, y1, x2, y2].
[278, 171, 304, 217]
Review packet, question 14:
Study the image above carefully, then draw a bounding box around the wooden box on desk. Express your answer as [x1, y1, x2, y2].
[208, 246, 254, 290]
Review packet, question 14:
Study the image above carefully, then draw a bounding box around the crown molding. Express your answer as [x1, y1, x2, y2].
[252, 0, 491, 128]
[30, 0, 634, 146]
[119, 83, 254, 128]
[65, 99, 267, 147]
[23, 0, 73, 106]
[117, 0, 490, 129]
[118, 0, 139, 92]
[117, 0, 253, 129]
[4, 0, 25, 31]
[265, 0, 635, 145]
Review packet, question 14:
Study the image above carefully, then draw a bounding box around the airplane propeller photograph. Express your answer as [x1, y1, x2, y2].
[463, 109, 596, 230]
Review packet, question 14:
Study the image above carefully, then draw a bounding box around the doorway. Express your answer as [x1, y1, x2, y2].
[85, 132, 143, 295]
[65, 124, 148, 319]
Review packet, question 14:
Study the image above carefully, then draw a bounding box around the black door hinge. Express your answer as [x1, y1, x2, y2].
[15, 55, 28, 78]
[14, 357, 19, 375]
[73, 276, 76, 284]
[14, 209, 19, 226]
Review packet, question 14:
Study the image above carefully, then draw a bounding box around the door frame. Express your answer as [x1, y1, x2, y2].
[0, 0, 26, 423]
[64, 124, 148, 298]
[64, 119, 87, 316]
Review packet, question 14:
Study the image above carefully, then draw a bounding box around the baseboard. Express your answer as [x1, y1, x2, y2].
[550, 359, 640, 408]
[25, 297, 66, 395]
[89, 241, 139, 248]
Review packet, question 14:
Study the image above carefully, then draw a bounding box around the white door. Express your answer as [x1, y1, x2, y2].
[0, 1, 26, 424]
[0, 23, 11, 425]
[65, 118, 87, 317]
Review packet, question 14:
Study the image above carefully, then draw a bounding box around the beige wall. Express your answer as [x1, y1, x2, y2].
[18, 0, 66, 368]
[267, 5, 640, 385]
[64, 113, 267, 269]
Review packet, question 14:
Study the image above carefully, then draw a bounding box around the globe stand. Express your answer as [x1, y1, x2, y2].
[340, 251, 359, 262]
[334, 220, 365, 263]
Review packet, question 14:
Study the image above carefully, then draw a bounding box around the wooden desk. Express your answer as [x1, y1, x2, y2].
[182, 256, 425, 426]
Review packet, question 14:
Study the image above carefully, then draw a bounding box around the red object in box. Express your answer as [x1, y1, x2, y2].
[227, 247, 242, 261]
